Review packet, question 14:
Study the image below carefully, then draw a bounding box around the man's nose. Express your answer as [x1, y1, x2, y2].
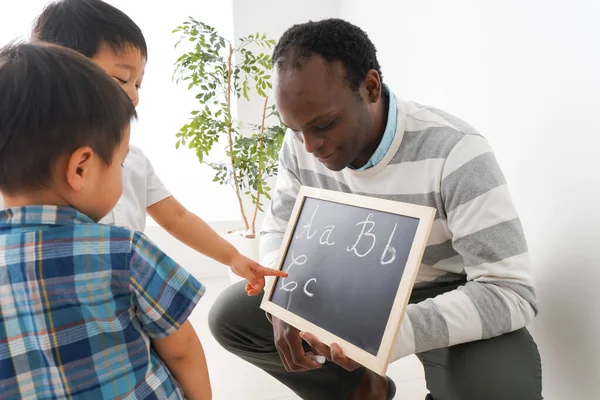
[302, 134, 323, 154]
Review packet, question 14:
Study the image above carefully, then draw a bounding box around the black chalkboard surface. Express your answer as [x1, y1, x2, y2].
[270, 197, 419, 356]
[261, 187, 435, 375]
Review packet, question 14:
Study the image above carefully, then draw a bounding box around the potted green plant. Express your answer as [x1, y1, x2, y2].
[173, 18, 285, 278]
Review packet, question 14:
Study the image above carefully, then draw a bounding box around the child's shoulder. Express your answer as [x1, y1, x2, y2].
[72, 222, 138, 255]
[91, 224, 162, 259]
[125, 144, 148, 165]
[128, 144, 146, 157]
[71, 223, 169, 270]
[123, 144, 153, 179]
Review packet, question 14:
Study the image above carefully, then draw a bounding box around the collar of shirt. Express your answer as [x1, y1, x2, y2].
[349, 85, 398, 171]
[0, 206, 94, 229]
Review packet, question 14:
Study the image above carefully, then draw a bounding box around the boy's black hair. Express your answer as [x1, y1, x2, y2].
[31, 0, 147, 59]
[272, 18, 382, 92]
[0, 42, 137, 194]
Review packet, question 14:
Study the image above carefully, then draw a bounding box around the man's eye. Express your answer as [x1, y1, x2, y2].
[314, 120, 335, 131]
[113, 76, 128, 84]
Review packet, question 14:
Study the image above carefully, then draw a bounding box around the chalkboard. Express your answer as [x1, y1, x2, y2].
[261, 187, 435, 376]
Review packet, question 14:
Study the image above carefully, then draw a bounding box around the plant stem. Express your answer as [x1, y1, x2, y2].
[251, 95, 269, 236]
[227, 43, 250, 233]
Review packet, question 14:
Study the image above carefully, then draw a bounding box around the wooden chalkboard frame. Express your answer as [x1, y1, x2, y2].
[260, 186, 436, 376]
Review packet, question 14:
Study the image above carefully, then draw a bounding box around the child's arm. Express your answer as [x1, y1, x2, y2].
[152, 320, 211, 400]
[147, 196, 286, 295]
[129, 231, 209, 397]
[148, 196, 242, 266]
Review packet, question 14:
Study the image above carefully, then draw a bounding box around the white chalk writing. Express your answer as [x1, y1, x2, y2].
[319, 225, 336, 246]
[303, 278, 317, 297]
[347, 213, 377, 257]
[380, 223, 398, 265]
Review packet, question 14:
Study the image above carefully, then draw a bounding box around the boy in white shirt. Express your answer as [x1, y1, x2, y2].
[27, 0, 286, 294]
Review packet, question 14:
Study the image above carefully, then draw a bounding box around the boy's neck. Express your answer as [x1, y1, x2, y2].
[3, 190, 69, 209]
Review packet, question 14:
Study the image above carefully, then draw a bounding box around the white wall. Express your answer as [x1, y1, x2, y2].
[340, 0, 599, 398]
[0, 1, 48, 41]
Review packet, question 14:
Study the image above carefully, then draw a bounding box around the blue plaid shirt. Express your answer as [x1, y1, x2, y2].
[0, 206, 205, 399]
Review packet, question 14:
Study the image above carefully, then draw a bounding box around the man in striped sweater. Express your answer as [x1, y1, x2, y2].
[209, 19, 542, 400]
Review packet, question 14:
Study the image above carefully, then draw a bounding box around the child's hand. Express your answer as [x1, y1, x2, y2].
[229, 252, 288, 296]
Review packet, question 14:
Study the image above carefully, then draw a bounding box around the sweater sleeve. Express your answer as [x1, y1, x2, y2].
[259, 133, 302, 268]
[391, 134, 538, 360]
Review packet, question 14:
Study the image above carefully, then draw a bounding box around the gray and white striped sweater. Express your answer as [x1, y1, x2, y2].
[260, 97, 537, 361]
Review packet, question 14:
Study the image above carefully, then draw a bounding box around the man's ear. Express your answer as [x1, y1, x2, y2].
[364, 69, 383, 103]
[65, 147, 95, 192]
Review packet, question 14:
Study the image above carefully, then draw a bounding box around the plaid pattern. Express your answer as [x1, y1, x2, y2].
[0, 206, 205, 399]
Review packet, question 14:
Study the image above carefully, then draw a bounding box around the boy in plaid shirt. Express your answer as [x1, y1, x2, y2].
[0, 42, 210, 399]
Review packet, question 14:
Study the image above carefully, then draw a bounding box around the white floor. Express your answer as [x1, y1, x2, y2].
[188, 277, 429, 400]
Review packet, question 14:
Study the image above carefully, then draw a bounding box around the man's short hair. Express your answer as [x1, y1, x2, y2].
[0, 42, 137, 194]
[273, 18, 382, 92]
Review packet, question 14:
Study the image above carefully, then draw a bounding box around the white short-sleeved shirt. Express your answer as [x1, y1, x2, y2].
[0, 146, 169, 232]
[99, 145, 171, 232]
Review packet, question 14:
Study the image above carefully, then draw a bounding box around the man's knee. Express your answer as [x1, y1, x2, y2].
[422, 328, 543, 400]
[444, 365, 542, 400]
